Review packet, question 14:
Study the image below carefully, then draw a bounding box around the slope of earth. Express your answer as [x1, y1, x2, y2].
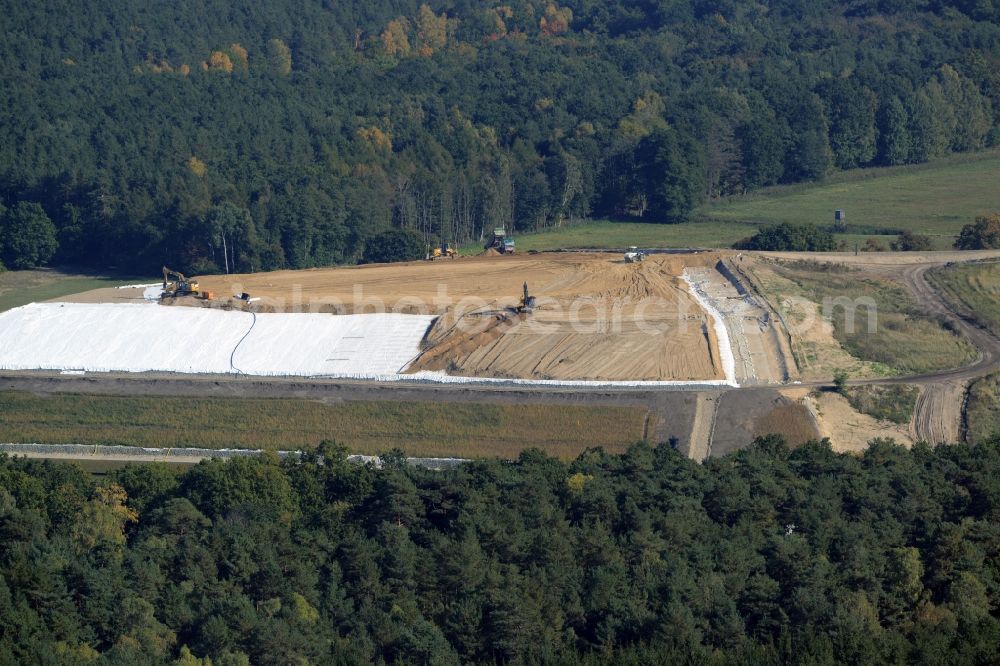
[406, 254, 727, 381]
[709, 388, 820, 457]
[64, 252, 730, 383]
[0, 390, 649, 460]
[199, 253, 590, 314]
[805, 390, 915, 453]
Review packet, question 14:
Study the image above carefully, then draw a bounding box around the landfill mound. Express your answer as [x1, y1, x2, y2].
[406, 253, 726, 381]
[56, 251, 728, 382]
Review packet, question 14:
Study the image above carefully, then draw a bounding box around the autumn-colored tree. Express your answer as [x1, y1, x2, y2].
[357, 126, 393, 151]
[863, 237, 887, 252]
[381, 18, 411, 56]
[617, 91, 668, 140]
[187, 156, 207, 178]
[540, 4, 572, 36]
[206, 50, 234, 72]
[955, 213, 1000, 249]
[266, 38, 292, 75]
[416, 4, 447, 56]
[71, 484, 139, 553]
[229, 43, 249, 70]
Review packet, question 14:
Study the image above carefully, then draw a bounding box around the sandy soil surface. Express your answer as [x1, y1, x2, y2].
[802, 390, 914, 453]
[406, 253, 726, 381]
[202, 253, 633, 314]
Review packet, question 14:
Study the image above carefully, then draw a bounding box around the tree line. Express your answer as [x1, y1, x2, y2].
[0, 0, 998, 272]
[0, 435, 998, 664]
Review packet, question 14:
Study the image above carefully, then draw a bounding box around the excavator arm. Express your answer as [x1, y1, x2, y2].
[162, 266, 187, 288]
[161, 266, 202, 298]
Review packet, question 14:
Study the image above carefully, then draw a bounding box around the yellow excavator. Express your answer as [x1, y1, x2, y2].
[427, 242, 458, 260]
[162, 266, 211, 299]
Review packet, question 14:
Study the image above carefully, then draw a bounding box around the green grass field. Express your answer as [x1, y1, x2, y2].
[0, 391, 648, 460]
[701, 150, 1000, 245]
[0, 269, 151, 312]
[928, 261, 1000, 337]
[461, 219, 757, 253]
[464, 150, 1000, 253]
[966, 374, 1000, 444]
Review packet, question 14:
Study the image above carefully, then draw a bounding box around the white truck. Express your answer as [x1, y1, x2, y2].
[624, 246, 646, 263]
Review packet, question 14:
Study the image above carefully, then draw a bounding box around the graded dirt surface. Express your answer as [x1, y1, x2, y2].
[709, 388, 820, 457]
[204, 253, 627, 314]
[407, 253, 726, 381]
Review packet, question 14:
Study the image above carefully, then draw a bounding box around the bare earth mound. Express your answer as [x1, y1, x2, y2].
[57, 252, 727, 382]
[405, 254, 726, 381]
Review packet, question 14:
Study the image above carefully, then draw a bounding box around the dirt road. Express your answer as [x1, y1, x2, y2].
[763, 253, 1000, 443]
[896, 263, 1000, 442]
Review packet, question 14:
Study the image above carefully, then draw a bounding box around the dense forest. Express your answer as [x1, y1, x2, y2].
[1, 437, 998, 664]
[1, 1, 999, 272]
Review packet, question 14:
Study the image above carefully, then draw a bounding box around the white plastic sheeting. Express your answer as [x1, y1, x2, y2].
[0, 302, 435, 378]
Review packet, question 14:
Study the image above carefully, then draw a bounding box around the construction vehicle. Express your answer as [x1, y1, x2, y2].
[516, 282, 536, 313]
[486, 227, 516, 254]
[161, 266, 211, 299]
[624, 246, 647, 263]
[428, 242, 458, 260]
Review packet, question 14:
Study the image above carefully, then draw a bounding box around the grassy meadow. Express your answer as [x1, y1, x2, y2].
[845, 384, 920, 424]
[0, 269, 150, 312]
[0, 391, 649, 460]
[764, 261, 976, 376]
[469, 150, 1000, 253]
[966, 374, 1000, 444]
[929, 260, 1000, 337]
[700, 150, 1000, 244]
[462, 219, 756, 253]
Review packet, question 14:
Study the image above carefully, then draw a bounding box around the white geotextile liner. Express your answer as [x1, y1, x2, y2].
[0, 302, 435, 377]
[680, 270, 737, 385]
